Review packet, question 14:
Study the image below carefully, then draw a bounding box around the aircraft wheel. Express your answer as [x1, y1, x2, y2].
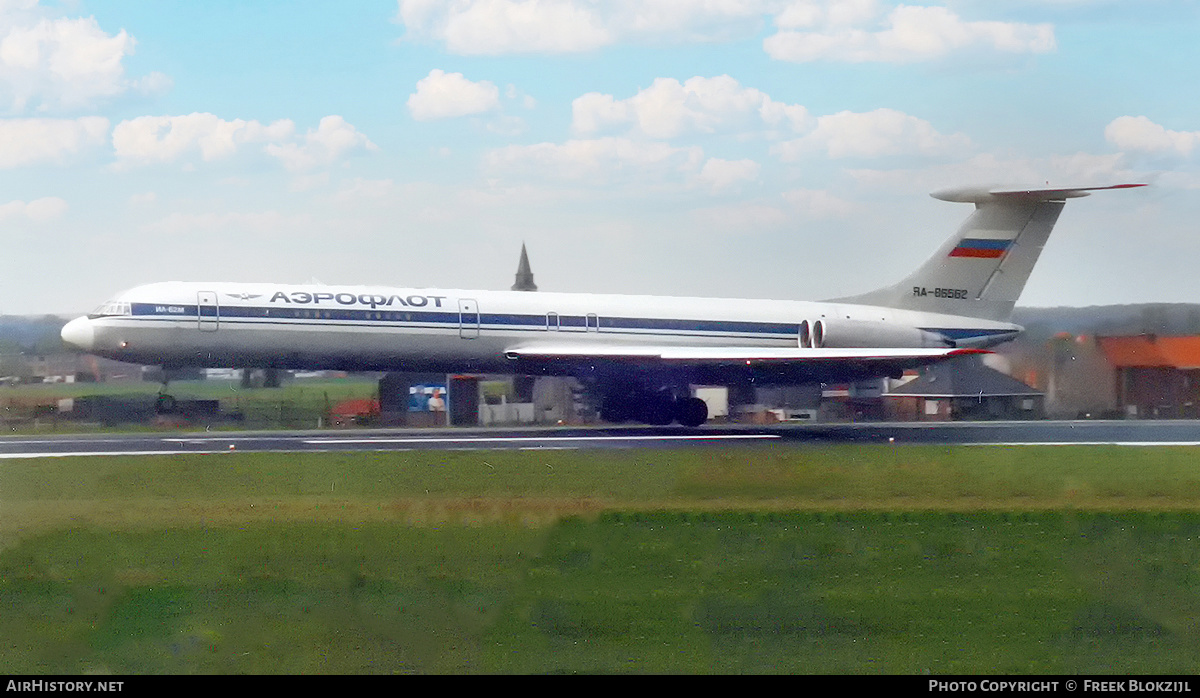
[677, 397, 709, 427]
[155, 394, 177, 414]
[600, 395, 632, 423]
[640, 394, 676, 426]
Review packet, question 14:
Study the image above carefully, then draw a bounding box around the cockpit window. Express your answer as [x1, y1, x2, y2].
[88, 301, 131, 319]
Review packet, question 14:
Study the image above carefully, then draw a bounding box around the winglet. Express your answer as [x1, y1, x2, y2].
[931, 183, 1147, 204]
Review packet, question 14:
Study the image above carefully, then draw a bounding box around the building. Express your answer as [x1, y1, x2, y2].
[1096, 335, 1200, 418]
[884, 354, 1044, 421]
[511, 243, 537, 292]
[17, 353, 143, 383]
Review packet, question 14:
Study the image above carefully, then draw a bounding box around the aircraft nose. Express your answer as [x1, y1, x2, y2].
[61, 316, 94, 352]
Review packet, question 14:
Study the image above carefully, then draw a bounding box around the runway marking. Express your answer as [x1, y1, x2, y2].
[159, 441, 304, 446]
[0, 450, 224, 459]
[0, 439, 155, 445]
[304, 434, 781, 445]
[3, 434, 1199, 458]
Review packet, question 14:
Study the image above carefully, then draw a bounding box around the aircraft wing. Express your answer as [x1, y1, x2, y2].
[506, 344, 984, 361]
[504, 344, 987, 377]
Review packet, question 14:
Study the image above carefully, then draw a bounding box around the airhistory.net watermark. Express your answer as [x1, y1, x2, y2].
[5, 681, 123, 693]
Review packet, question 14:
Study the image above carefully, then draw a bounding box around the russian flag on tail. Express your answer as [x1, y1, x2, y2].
[949, 238, 1011, 258]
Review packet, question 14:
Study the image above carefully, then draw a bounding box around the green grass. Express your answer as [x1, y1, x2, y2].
[0, 525, 545, 674]
[489, 511, 1200, 674]
[3, 445, 1200, 673]
[5, 445, 1200, 513]
[3, 514, 1197, 674]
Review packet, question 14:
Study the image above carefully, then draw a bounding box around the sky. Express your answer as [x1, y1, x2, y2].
[1, 0, 1198, 315]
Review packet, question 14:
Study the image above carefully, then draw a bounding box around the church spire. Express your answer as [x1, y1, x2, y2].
[512, 243, 537, 291]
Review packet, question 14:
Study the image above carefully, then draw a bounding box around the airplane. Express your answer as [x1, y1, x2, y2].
[61, 183, 1144, 426]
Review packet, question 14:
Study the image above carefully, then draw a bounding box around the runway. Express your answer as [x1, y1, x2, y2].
[4, 420, 1200, 458]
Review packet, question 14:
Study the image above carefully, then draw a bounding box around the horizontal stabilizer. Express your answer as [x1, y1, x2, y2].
[931, 183, 1146, 204]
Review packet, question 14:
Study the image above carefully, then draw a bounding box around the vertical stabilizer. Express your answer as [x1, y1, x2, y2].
[832, 184, 1145, 321]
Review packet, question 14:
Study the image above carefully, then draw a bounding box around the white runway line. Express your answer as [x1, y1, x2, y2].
[304, 434, 782, 445]
[4, 435, 1198, 458]
[0, 450, 223, 459]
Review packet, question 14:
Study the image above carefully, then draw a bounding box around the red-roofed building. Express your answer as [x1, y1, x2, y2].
[330, 398, 380, 426]
[1096, 335, 1200, 418]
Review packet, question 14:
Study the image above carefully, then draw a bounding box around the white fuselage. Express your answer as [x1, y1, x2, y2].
[61, 281, 1020, 377]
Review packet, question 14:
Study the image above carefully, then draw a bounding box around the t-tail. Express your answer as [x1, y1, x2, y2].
[833, 184, 1146, 322]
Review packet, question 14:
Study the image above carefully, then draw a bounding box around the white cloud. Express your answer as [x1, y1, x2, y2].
[332, 177, 398, 204]
[687, 185, 854, 234]
[0, 116, 107, 167]
[694, 157, 760, 191]
[112, 113, 375, 171]
[397, 1, 1056, 63]
[1152, 171, 1200, 191]
[1105, 115, 1200, 157]
[288, 172, 330, 192]
[128, 191, 156, 206]
[133, 71, 173, 97]
[764, 4, 1055, 63]
[573, 75, 809, 139]
[487, 135, 762, 193]
[398, 0, 612, 55]
[112, 113, 293, 167]
[396, 0, 776, 55]
[689, 201, 789, 231]
[781, 188, 854, 217]
[505, 83, 536, 109]
[774, 0, 880, 30]
[773, 108, 970, 160]
[0, 11, 165, 112]
[265, 115, 378, 172]
[485, 136, 704, 184]
[142, 210, 312, 236]
[0, 195, 66, 222]
[572, 92, 630, 134]
[408, 69, 501, 120]
[485, 114, 527, 136]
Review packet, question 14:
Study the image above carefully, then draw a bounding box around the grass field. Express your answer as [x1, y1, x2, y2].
[2, 445, 1200, 673]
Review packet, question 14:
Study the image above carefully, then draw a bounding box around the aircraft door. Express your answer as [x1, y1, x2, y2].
[458, 298, 480, 339]
[198, 291, 219, 332]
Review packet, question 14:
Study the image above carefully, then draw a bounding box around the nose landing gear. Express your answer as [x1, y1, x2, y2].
[155, 371, 176, 414]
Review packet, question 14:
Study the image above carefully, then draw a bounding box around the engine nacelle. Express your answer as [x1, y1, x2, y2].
[798, 319, 812, 348]
[809, 318, 950, 348]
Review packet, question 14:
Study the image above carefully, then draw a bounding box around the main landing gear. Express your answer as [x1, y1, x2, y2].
[599, 390, 709, 427]
[155, 372, 176, 414]
[155, 388, 176, 414]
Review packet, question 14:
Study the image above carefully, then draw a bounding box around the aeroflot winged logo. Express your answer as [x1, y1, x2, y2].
[949, 238, 1012, 259]
[226, 292, 263, 301]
